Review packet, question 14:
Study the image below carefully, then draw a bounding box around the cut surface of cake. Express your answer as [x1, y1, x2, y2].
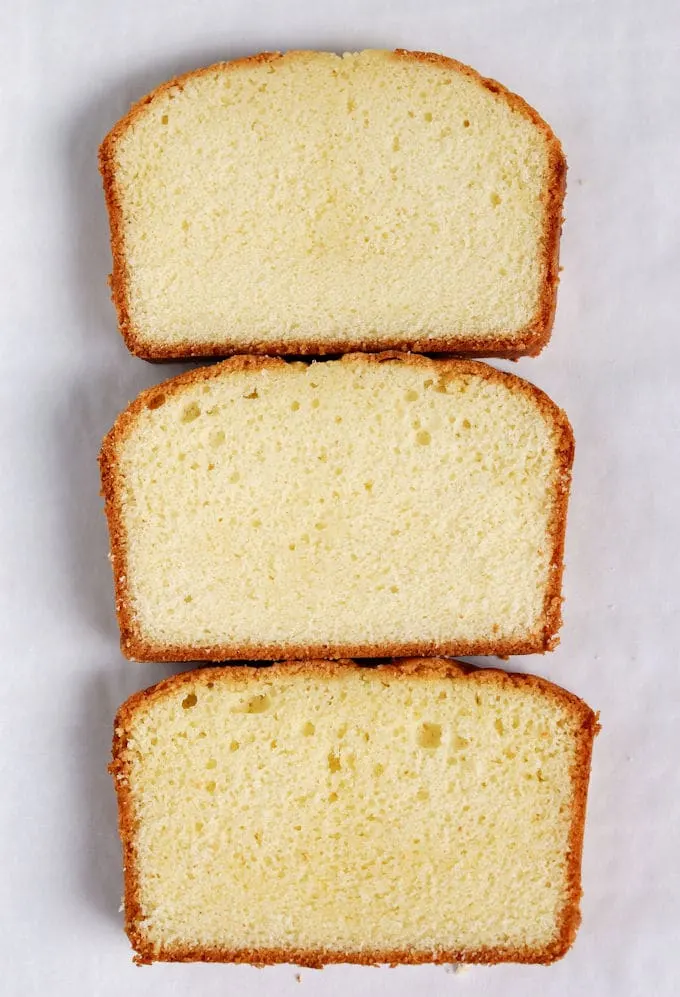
[111, 659, 598, 965]
[100, 354, 574, 661]
[100, 49, 565, 359]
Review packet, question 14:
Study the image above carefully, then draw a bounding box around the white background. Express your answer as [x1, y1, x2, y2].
[1, 1, 679, 995]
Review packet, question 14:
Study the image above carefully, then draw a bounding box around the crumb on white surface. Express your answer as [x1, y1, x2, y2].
[443, 963, 473, 975]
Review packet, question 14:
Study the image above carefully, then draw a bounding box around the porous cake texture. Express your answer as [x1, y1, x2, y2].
[99, 354, 574, 661]
[100, 49, 565, 360]
[111, 659, 598, 965]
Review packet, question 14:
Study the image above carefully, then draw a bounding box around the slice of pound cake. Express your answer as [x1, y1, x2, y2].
[111, 659, 599, 965]
[99, 49, 565, 360]
[100, 355, 574, 661]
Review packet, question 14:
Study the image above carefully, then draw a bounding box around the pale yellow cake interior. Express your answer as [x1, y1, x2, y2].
[111, 49, 555, 350]
[120, 667, 581, 956]
[113, 359, 566, 652]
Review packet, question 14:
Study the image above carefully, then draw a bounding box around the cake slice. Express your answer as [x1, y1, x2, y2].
[111, 659, 598, 965]
[99, 49, 565, 360]
[100, 354, 574, 661]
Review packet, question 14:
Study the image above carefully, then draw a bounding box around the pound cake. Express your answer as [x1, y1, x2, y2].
[99, 48, 565, 360]
[100, 354, 574, 661]
[110, 658, 599, 965]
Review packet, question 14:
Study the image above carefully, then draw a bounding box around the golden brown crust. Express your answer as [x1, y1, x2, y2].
[110, 658, 599, 966]
[99, 353, 574, 662]
[98, 49, 566, 361]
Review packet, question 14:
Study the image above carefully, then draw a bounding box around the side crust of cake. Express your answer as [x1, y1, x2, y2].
[110, 658, 599, 966]
[99, 353, 575, 662]
[98, 49, 566, 361]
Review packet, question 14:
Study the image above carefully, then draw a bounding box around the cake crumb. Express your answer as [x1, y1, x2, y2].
[103, 51, 560, 361]
[443, 963, 472, 975]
